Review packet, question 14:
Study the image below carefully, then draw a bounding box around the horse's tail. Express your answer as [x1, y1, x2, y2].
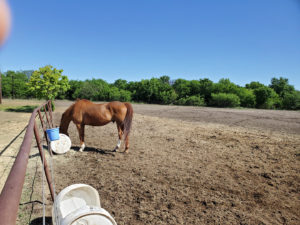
[123, 102, 133, 141]
[59, 104, 74, 135]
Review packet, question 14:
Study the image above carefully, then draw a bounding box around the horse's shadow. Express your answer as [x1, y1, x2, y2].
[71, 146, 116, 156]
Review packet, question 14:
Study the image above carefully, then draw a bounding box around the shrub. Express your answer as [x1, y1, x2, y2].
[175, 97, 187, 105]
[175, 95, 205, 106]
[253, 86, 281, 109]
[108, 86, 121, 101]
[210, 93, 240, 107]
[119, 89, 132, 102]
[185, 95, 205, 106]
[236, 88, 256, 108]
[282, 91, 300, 110]
[158, 90, 178, 105]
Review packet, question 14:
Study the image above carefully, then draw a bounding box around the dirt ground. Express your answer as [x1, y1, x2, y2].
[0, 99, 44, 191]
[53, 101, 300, 225]
[1, 99, 300, 224]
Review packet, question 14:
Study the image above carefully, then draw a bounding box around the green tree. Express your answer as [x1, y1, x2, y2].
[64, 80, 83, 100]
[27, 65, 70, 100]
[159, 75, 170, 84]
[246, 81, 282, 109]
[198, 78, 214, 104]
[237, 88, 256, 108]
[245, 81, 265, 89]
[119, 89, 132, 102]
[253, 86, 281, 109]
[158, 89, 177, 104]
[108, 86, 121, 101]
[282, 90, 300, 110]
[269, 77, 295, 97]
[1, 71, 29, 98]
[114, 79, 128, 90]
[210, 93, 240, 108]
[74, 80, 98, 100]
[1, 72, 13, 97]
[189, 80, 201, 96]
[74, 79, 110, 101]
[213, 78, 239, 94]
[175, 95, 205, 106]
[268, 77, 299, 109]
[131, 78, 176, 104]
[173, 79, 191, 99]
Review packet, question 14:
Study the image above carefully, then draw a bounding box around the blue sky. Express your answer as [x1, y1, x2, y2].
[0, 0, 299, 89]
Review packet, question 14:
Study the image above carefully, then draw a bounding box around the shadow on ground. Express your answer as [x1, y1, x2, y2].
[30, 217, 52, 225]
[5, 105, 37, 113]
[71, 146, 116, 156]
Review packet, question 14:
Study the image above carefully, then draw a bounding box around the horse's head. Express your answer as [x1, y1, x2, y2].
[59, 126, 69, 136]
[59, 111, 71, 136]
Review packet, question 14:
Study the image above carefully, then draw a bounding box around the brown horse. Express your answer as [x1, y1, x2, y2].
[59, 99, 133, 153]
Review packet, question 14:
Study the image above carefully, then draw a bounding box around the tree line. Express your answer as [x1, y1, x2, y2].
[1, 65, 299, 110]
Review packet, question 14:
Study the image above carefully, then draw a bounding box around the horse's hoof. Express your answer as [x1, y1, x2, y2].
[124, 149, 129, 154]
[79, 143, 85, 152]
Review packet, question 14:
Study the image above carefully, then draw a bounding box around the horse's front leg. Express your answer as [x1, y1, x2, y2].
[76, 124, 85, 152]
[113, 124, 123, 152]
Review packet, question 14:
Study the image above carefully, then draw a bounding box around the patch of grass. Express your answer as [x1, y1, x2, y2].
[1, 105, 38, 113]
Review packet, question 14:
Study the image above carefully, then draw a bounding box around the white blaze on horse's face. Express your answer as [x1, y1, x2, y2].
[79, 143, 85, 152]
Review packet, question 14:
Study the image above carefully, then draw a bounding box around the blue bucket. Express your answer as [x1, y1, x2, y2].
[46, 127, 60, 141]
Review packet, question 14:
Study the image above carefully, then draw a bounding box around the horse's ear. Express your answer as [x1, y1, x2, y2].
[76, 98, 80, 102]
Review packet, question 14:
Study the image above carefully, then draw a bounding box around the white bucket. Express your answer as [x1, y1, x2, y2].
[50, 133, 71, 154]
[52, 184, 117, 225]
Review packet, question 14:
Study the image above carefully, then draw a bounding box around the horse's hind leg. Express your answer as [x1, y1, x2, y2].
[113, 124, 123, 152]
[76, 124, 85, 152]
[124, 132, 129, 153]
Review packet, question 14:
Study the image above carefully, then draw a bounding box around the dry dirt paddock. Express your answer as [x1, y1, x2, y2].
[51, 101, 300, 225]
[1, 100, 300, 225]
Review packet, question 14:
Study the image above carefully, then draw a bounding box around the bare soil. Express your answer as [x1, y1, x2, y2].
[1, 99, 300, 224]
[51, 101, 300, 225]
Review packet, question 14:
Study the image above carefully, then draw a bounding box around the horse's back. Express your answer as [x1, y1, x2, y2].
[69, 99, 131, 125]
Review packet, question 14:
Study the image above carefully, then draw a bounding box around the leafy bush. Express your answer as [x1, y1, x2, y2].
[63, 80, 83, 100]
[210, 93, 240, 107]
[75, 80, 100, 100]
[1, 71, 30, 98]
[236, 88, 256, 108]
[108, 87, 132, 102]
[198, 78, 214, 104]
[114, 79, 128, 90]
[158, 90, 177, 105]
[253, 86, 281, 109]
[282, 91, 300, 110]
[185, 95, 205, 106]
[173, 79, 191, 99]
[119, 89, 132, 102]
[175, 95, 205, 106]
[213, 78, 239, 94]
